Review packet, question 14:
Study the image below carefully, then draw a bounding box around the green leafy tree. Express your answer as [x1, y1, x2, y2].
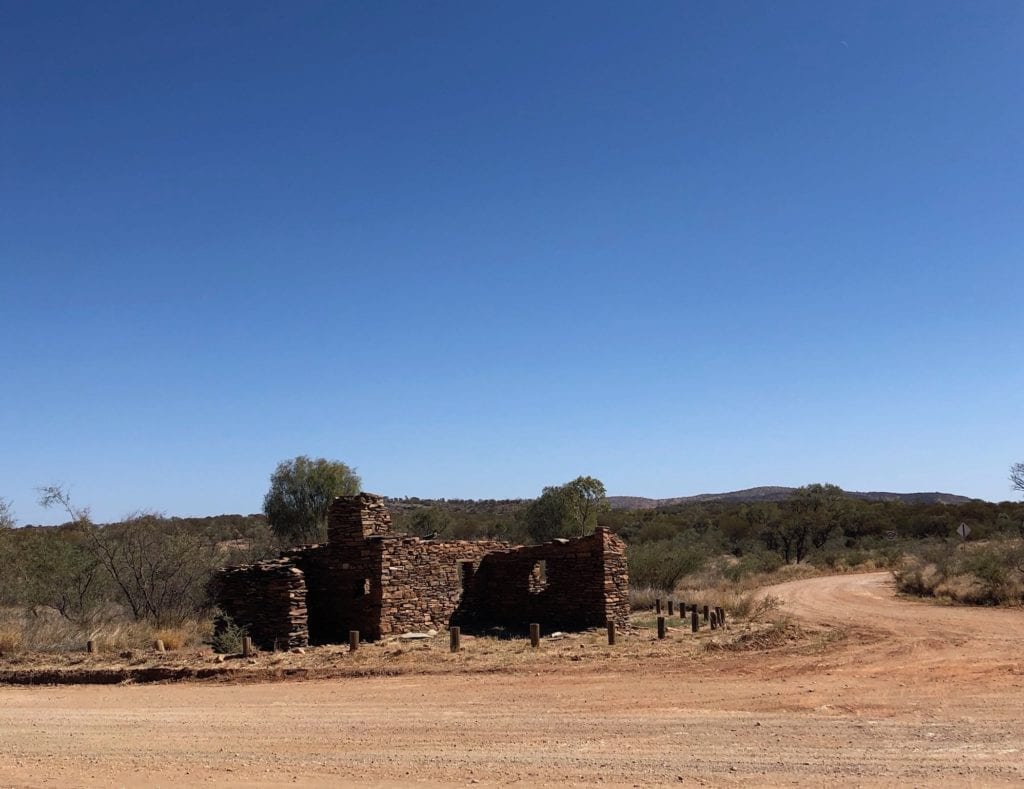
[524, 485, 571, 543]
[524, 475, 607, 542]
[263, 456, 361, 545]
[760, 484, 845, 564]
[16, 526, 107, 624]
[744, 502, 783, 556]
[405, 507, 452, 538]
[562, 475, 608, 536]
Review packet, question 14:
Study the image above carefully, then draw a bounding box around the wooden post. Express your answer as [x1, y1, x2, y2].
[667, 599, 674, 616]
[154, 639, 165, 653]
[449, 626, 461, 653]
[655, 598, 662, 614]
[716, 607, 725, 626]
[349, 631, 359, 652]
[657, 616, 666, 640]
[691, 609, 699, 633]
[606, 621, 616, 645]
[710, 612, 718, 630]
[702, 605, 709, 623]
[242, 636, 253, 657]
[529, 623, 540, 648]
[86, 639, 97, 654]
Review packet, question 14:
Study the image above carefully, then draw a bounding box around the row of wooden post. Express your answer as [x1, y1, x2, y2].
[84, 608, 729, 655]
[85, 638, 170, 654]
[654, 599, 726, 639]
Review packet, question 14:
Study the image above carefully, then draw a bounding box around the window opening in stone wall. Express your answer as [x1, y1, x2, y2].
[460, 561, 475, 591]
[528, 560, 548, 593]
[353, 578, 369, 598]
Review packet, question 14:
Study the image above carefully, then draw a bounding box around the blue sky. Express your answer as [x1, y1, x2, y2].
[2, 2, 1021, 524]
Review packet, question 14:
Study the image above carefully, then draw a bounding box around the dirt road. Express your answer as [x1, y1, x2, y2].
[2, 572, 1022, 787]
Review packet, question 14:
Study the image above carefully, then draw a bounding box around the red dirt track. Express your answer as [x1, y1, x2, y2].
[1, 572, 1022, 787]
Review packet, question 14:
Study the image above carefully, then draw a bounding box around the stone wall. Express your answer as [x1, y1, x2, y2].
[327, 491, 392, 544]
[215, 559, 308, 649]
[453, 528, 630, 633]
[376, 539, 512, 636]
[214, 493, 630, 648]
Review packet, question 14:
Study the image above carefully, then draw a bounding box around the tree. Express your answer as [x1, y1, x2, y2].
[562, 476, 608, 536]
[405, 507, 452, 538]
[38, 486, 218, 624]
[1011, 462, 1024, 496]
[0, 497, 14, 530]
[263, 456, 361, 545]
[523, 475, 607, 543]
[524, 485, 571, 543]
[767, 484, 846, 564]
[97, 511, 218, 625]
[34, 486, 107, 623]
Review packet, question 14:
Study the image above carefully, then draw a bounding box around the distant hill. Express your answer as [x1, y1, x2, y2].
[606, 487, 975, 510]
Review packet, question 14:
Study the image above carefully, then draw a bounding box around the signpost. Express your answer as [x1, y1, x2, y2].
[957, 522, 971, 540]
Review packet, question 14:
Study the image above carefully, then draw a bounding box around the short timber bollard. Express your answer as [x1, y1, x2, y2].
[607, 622, 616, 646]
[530, 623, 541, 648]
[657, 616, 666, 640]
[691, 609, 699, 633]
[242, 636, 253, 657]
[667, 599, 674, 616]
[87, 639, 97, 654]
[702, 605, 709, 623]
[716, 607, 725, 626]
[349, 630, 359, 652]
[710, 612, 718, 630]
[449, 626, 461, 653]
[655, 598, 662, 614]
[154, 639, 165, 653]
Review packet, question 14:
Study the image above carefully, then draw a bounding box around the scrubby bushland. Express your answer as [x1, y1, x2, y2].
[627, 539, 707, 590]
[0, 487, 277, 652]
[894, 539, 1024, 605]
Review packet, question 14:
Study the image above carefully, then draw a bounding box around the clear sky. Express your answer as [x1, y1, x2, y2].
[2, 2, 1021, 524]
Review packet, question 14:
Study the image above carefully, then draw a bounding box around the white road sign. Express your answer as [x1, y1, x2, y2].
[957, 522, 971, 540]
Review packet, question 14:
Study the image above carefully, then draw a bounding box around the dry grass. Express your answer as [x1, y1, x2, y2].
[0, 608, 209, 654]
[152, 624, 206, 652]
[628, 585, 662, 611]
[0, 600, 825, 682]
[0, 626, 22, 656]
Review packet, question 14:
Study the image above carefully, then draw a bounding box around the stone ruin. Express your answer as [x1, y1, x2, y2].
[215, 492, 630, 649]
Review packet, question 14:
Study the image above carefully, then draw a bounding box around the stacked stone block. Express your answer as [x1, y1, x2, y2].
[215, 559, 308, 649]
[376, 539, 512, 636]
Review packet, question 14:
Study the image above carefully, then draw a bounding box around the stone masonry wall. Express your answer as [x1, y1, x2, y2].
[453, 528, 630, 633]
[214, 493, 630, 647]
[328, 492, 392, 544]
[215, 559, 308, 649]
[376, 539, 513, 636]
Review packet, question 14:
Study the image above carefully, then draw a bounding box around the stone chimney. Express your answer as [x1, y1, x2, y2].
[327, 493, 392, 547]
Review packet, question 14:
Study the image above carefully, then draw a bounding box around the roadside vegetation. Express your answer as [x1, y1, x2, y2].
[1, 461, 1022, 655]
